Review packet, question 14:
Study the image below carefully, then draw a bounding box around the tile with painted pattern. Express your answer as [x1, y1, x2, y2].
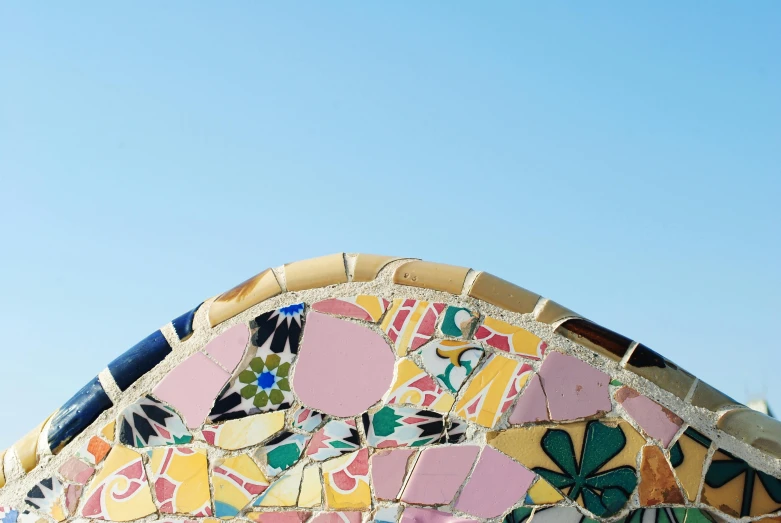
[453, 354, 531, 428]
[381, 299, 446, 356]
[488, 420, 645, 518]
[475, 316, 546, 359]
[385, 358, 455, 413]
[312, 295, 390, 322]
[147, 447, 211, 516]
[212, 455, 269, 519]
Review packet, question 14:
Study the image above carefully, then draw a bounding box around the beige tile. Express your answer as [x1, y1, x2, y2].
[285, 253, 348, 291]
[468, 271, 540, 314]
[208, 268, 282, 326]
[717, 408, 781, 459]
[352, 253, 403, 282]
[535, 299, 581, 325]
[624, 344, 696, 399]
[393, 260, 469, 295]
[12, 414, 51, 473]
[690, 381, 742, 412]
[555, 319, 633, 362]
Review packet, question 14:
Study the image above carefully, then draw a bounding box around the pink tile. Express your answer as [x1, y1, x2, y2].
[65, 484, 83, 514]
[401, 445, 479, 505]
[310, 513, 361, 523]
[400, 507, 475, 523]
[455, 447, 535, 518]
[538, 351, 611, 420]
[509, 374, 549, 425]
[251, 511, 312, 523]
[312, 298, 373, 322]
[153, 352, 230, 428]
[58, 457, 94, 484]
[203, 323, 249, 372]
[371, 448, 417, 500]
[292, 312, 395, 417]
[615, 386, 683, 447]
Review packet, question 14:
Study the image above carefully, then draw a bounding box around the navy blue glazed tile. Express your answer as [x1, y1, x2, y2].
[48, 376, 113, 453]
[108, 330, 172, 391]
[171, 303, 201, 340]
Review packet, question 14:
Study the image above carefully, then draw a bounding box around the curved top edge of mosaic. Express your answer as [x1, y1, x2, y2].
[1, 253, 780, 523]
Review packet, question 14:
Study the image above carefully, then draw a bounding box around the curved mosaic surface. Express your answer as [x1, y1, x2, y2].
[2, 253, 781, 523]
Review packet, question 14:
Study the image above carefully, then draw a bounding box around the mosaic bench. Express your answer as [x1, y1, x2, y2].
[1, 253, 780, 523]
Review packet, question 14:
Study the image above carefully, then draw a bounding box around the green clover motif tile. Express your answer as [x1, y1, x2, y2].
[702, 448, 781, 518]
[488, 420, 645, 519]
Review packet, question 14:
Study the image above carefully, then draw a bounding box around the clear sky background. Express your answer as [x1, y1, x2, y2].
[1, 3, 779, 449]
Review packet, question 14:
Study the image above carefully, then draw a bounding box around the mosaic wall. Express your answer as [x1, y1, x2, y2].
[2, 254, 781, 523]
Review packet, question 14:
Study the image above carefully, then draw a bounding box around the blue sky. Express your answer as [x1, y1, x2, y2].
[1, 3, 779, 449]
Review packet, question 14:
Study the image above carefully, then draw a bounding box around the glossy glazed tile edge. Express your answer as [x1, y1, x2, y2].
[0, 252, 777, 523]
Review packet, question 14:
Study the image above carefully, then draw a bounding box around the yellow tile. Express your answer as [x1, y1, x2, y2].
[285, 253, 347, 291]
[298, 464, 322, 507]
[673, 429, 711, 502]
[468, 271, 540, 314]
[13, 415, 51, 473]
[81, 446, 156, 521]
[393, 260, 470, 295]
[256, 464, 303, 507]
[0, 450, 5, 487]
[381, 299, 445, 357]
[354, 295, 390, 322]
[212, 455, 269, 518]
[717, 408, 781, 459]
[487, 420, 644, 516]
[203, 411, 286, 450]
[148, 447, 211, 515]
[323, 449, 370, 510]
[477, 316, 545, 358]
[385, 358, 455, 413]
[750, 472, 781, 518]
[352, 253, 403, 282]
[701, 450, 746, 518]
[209, 268, 282, 326]
[100, 421, 116, 441]
[535, 299, 581, 325]
[453, 354, 529, 428]
[526, 478, 564, 505]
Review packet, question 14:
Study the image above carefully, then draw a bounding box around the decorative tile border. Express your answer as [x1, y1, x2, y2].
[0, 252, 779, 523]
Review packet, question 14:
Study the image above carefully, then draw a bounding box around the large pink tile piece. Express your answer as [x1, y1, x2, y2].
[401, 507, 475, 523]
[292, 312, 395, 417]
[251, 512, 312, 523]
[371, 448, 416, 501]
[153, 352, 230, 428]
[455, 447, 535, 518]
[203, 323, 249, 372]
[509, 374, 549, 425]
[615, 386, 683, 447]
[538, 351, 611, 420]
[59, 457, 94, 484]
[401, 445, 479, 505]
[310, 513, 361, 523]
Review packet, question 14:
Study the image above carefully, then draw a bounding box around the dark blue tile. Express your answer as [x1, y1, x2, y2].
[108, 330, 172, 391]
[48, 376, 113, 453]
[171, 303, 201, 340]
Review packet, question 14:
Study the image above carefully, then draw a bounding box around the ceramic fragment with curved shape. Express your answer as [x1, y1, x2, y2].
[0, 253, 778, 523]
